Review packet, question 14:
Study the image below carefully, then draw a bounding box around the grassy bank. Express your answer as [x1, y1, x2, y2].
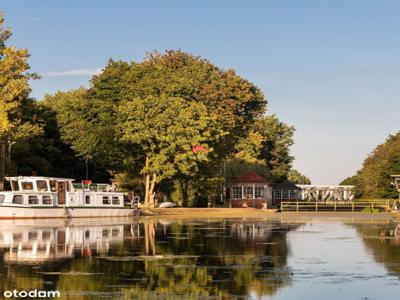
[140, 208, 277, 218]
[139, 208, 394, 222]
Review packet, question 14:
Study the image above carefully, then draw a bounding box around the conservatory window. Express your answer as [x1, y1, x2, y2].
[232, 186, 242, 199]
[243, 186, 254, 199]
[255, 186, 265, 198]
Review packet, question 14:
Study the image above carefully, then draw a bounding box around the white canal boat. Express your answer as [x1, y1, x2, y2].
[0, 176, 136, 219]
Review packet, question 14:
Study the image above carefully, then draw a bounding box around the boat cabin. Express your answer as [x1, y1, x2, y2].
[0, 176, 124, 208]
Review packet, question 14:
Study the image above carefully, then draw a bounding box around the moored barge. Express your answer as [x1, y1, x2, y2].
[0, 176, 136, 219]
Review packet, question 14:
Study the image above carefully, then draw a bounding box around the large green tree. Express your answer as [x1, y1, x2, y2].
[118, 95, 225, 206]
[226, 115, 295, 183]
[343, 131, 400, 199]
[0, 13, 41, 187]
[46, 51, 266, 203]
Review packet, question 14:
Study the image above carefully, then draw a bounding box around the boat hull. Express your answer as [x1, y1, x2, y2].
[0, 206, 136, 219]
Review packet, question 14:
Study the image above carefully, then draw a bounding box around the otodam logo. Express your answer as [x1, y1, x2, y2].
[3, 290, 61, 298]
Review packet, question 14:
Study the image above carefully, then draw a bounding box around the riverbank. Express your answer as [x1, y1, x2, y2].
[140, 208, 277, 218]
[139, 208, 395, 222]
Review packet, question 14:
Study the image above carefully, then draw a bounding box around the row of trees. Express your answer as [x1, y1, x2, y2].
[341, 131, 400, 199]
[0, 13, 310, 205]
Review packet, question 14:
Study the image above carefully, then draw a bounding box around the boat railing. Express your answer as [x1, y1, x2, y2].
[73, 183, 114, 192]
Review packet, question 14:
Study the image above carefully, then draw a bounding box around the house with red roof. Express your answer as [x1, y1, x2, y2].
[229, 171, 273, 209]
[229, 171, 301, 208]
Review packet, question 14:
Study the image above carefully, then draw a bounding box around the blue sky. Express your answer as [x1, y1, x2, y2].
[2, 1, 400, 184]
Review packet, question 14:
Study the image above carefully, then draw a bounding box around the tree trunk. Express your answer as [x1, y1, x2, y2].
[181, 180, 189, 207]
[144, 174, 150, 207]
[0, 143, 5, 191]
[149, 174, 157, 207]
[143, 156, 150, 207]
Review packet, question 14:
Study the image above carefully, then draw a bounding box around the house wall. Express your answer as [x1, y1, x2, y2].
[229, 184, 273, 208]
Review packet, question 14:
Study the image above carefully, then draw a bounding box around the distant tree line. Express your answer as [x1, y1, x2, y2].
[341, 131, 400, 199]
[0, 13, 310, 205]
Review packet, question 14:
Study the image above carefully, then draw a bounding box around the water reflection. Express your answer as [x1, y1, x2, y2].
[352, 222, 400, 275]
[0, 218, 297, 299]
[3, 218, 400, 299]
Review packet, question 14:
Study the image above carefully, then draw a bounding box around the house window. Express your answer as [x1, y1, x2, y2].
[42, 231, 51, 240]
[232, 186, 242, 199]
[85, 195, 91, 204]
[37, 180, 48, 191]
[255, 186, 265, 198]
[12, 195, 23, 204]
[243, 186, 254, 199]
[28, 195, 39, 205]
[102, 196, 111, 205]
[21, 182, 34, 191]
[42, 195, 52, 205]
[28, 232, 38, 241]
[112, 197, 120, 205]
[282, 190, 289, 199]
[13, 233, 23, 242]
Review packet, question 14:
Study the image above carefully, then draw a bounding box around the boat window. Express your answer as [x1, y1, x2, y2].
[42, 195, 52, 205]
[10, 180, 19, 191]
[50, 180, 57, 192]
[12, 195, 23, 204]
[112, 196, 120, 205]
[102, 196, 111, 205]
[0, 195, 4, 204]
[28, 195, 39, 205]
[85, 195, 91, 204]
[21, 181, 34, 191]
[37, 180, 48, 192]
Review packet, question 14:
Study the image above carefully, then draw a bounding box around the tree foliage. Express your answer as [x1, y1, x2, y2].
[347, 131, 400, 199]
[287, 169, 311, 185]
[0, 13, 41, 141]
[118, 95, 226, 206]
[45, 51, 267, 205]
[226, 115, 295, 184]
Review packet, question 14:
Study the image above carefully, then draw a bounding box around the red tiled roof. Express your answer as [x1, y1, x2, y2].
[232, 171, 270, 184]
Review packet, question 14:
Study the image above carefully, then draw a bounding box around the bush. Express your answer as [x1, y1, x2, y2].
[362, 207, 380, 213]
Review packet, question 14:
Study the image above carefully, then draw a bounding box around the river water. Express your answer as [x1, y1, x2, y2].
[0, 216, 399, 299]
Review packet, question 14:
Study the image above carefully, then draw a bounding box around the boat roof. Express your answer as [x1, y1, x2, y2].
[5, 176, 75, 182]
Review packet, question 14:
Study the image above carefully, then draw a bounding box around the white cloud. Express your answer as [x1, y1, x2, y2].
[44, 68, 102, 77]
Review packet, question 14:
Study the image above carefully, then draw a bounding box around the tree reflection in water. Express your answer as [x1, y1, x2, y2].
[352, 222, 400, 275]
[0, 218, 298, 299]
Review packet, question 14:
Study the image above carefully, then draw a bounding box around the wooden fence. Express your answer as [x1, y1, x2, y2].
[280, 200, 393, 212]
